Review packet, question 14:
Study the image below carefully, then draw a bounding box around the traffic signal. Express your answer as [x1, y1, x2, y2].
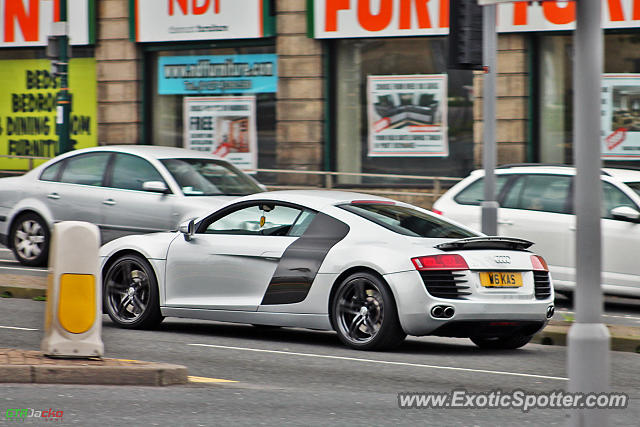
[448, 0, 483, 70]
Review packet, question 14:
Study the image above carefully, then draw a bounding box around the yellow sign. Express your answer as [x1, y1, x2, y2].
[479, 272, 524, 288]
[0, 58, 98, 170]
[57, 273, 96, 334]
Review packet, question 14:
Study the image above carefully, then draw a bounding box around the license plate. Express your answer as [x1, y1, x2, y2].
[479, 272, 523, 288]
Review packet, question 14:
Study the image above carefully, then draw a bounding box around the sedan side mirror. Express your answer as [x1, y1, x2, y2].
[179, 219, 196, 241]
[142, 181, 169, 194]
[610, 206, 640, 222]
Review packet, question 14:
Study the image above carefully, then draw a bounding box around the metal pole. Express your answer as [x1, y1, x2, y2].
[568, 0, 610, 425]
[56, 0, 72, 154]
[481, 4, 498, 235]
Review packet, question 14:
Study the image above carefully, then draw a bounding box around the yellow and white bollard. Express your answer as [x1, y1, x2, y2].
[41, 221, 104, 357]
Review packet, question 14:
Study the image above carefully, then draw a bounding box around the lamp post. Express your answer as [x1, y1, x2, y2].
[55, 0, 72, 154]
[568, 0, 610, 426]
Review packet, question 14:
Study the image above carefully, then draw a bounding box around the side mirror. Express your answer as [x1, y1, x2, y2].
[142, 181, 169, 193]
[179, 219, 196, 241]
[610, 206, 640, 222]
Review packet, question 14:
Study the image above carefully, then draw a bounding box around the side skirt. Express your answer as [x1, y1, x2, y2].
[161, 307, 333, 330]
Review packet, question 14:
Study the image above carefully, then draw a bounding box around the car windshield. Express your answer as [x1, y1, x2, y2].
[160, 158, 262, 196]
[624, 181, 640, 198]
[339, 203, 478, 239]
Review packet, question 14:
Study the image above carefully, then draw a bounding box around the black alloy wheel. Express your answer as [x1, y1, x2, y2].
[332, 271, 406, 350]
[103, 254, 163, 329]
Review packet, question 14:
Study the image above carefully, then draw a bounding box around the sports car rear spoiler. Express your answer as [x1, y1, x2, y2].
[434, 237, 533, 251]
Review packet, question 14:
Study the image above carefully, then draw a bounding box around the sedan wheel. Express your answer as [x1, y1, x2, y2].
[103, 254, 163, 329]
[11, 213, 50, 267]
[332, 272, 405, 350]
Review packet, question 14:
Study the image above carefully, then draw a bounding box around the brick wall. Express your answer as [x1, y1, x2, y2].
[473, 34, 529, 167]
[95, 0, 141, 145]
[275, 0, 325, 184]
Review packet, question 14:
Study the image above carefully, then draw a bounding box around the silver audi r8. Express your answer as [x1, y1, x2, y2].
[99, 190, 555, 351]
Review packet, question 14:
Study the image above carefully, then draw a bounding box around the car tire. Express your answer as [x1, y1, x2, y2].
[10, 213, 50, 267]
[103, 253, 164, 329]
[331, 271, 406, 351]
[470, 334, 533, 350]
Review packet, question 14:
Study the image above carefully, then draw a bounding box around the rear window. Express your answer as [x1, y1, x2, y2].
[339, 203, 478, 239]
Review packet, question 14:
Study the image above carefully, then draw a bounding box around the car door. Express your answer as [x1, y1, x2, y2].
[99, 153, 177, 242]
[164, 202, 311, 311]
[498, 174, 574, 284]
[34, 152, 111, 226]
[601, 181, 640, 293]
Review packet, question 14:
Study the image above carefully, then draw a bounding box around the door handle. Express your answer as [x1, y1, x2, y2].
[498, 220, 514, 226]
[47, 193, 60, 200]
[102, 199, 117, 206]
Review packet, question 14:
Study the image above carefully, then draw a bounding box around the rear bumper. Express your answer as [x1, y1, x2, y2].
[385, 270, 553, 337]
[0, 233, 7, 247]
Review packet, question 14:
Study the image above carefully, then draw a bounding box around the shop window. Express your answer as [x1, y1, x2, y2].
[148, 45, 276, 177]
[333, 37, 475, 184]
[538, 34, 640, 167]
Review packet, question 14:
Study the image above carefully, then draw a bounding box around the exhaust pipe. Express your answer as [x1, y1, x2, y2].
[431, 305, 455, 319]
[546, 305, 555, 318]
[431, 306, 444, 318]
[443, 306, 455, 318]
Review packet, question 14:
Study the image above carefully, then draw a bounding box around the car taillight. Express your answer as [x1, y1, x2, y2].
[530, 255, 549, 271]
[412, 254, 469, 271]
[431, 209, 443, 215]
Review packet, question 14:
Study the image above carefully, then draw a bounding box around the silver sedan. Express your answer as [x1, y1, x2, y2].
[0, 145, 264, 266]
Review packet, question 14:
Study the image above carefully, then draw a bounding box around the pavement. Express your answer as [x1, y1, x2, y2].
[0, 274, 638, 387]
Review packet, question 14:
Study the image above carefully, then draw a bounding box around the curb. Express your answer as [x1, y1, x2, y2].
[0, 285, 47, 300]
[0, 349, 188, 386]
[533, 323, 640, 353]
[0, 364, 188, 386]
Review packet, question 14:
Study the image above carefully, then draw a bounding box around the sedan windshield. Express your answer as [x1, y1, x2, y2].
[625, 181, 640, 198]
[339, 203, 478, 239]
[160, 158, 262, 196]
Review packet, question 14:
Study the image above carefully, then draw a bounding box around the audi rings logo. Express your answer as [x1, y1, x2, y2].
[494, 256, 511, 264]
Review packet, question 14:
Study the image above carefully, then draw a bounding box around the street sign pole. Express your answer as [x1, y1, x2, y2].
[56, 0, 72, 154]
[481, 4, 498, 235]
[568, 0, 610, 425]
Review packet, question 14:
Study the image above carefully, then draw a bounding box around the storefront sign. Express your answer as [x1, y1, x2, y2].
[497, 0, 640, 32]
[0, 58, 98, 170]
[602, 74, 640, 160]
[133, 0, 274, 42]
[312, 0, 449, 38]
[311, 0, 640, 38]
[158, 54, 277, 95]
[367, 74, 448, 157]
[0, 0, 94, 47]
[183, 96, 257, 170]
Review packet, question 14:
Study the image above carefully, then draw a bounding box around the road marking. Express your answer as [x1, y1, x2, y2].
[0, 325, 39, 331]
[188, 343, 568, 382]
[188, 375, 238, 384]
[0, 265, 47, 272]
[0, 248, 11, 252]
